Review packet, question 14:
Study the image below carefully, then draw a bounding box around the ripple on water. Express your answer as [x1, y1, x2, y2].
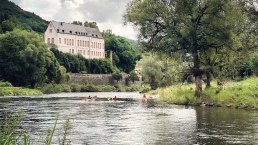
[0, 93, 258, 145]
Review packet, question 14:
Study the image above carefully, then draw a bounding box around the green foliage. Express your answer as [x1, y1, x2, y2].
[0, 0, 47, 33]
[39, 83, 119, 94]
[59, 118, 72, 145]
[0, 87, 42, 96]
[141, 58, 162, 90]
[50, 48, 114, 74]
[0, 110, 24, 145]
[39, 84, 71, 94]
[0, 29, 66, 87]
[125, 0, 253, 96]
[103, 32, 142, 73]
[0, 81, 13, 87]
[0, 110, 74, 145]
[152, 77, 258, 109]
[128, 70, 139, 83]
[47, 114, 59, 145]
[253, 57, 258, 76]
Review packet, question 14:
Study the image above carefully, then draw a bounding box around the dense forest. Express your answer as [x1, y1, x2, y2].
[0, 0, 48, 33]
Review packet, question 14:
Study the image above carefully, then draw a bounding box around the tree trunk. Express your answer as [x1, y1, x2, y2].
[195, 74, 202, 97]
[205, 71, 211, 89]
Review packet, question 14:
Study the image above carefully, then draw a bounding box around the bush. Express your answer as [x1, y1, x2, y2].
[0, 81, 13, 87]
[39, 84, 71, 94]
[70, 84, 81, 92]
[0, 87, 42, 96]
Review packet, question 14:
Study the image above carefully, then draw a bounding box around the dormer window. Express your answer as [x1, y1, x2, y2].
[75, 32, 78, 34]
[96, 35, 98, 38]
[92, 34, 94, 37]
[79, 32, 80, 35]
[86, 33, 88, 36]
[70, 31, 72, 34]
[62, 30, 65, 33]
[57, 29, 59, 32]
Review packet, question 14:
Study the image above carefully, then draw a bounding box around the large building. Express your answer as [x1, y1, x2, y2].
[44, 21, 105, 59]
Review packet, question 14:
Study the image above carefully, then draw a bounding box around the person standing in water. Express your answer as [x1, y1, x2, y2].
[143, 94, 147, 102]
[112, 96, 117, 101]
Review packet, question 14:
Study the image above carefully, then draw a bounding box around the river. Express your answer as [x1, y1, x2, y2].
[0, 92, 258, 145]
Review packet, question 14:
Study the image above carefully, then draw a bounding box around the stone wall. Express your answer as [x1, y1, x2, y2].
[68, 73, 141, 86]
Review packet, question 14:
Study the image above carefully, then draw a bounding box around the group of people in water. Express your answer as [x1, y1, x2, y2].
[81, 95, 117, 101]
[81, 94, 149, 102]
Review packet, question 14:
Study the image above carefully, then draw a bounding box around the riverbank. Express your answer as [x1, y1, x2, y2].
[0, 81, 42, 96]
[0, 81, 150, 96]
[0, 87, 42, 96]
[38, 83, 150, 94]
[149, 77, 258, 109]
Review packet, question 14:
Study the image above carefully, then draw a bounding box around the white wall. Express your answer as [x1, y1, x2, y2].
[44, 22, 105, 59]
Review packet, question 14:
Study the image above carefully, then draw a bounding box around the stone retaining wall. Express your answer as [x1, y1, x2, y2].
[68, 73, 141, 86]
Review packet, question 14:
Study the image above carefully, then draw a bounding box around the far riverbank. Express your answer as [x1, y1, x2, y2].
[149, 77, 258, 110]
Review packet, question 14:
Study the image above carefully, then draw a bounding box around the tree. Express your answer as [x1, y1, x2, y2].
[103, 32, 142, 73]
[50, 48, 114, 74]
[125, 0, 245, 97]
[72, 21, 82, 26]
[128, 70, 139, 83]
[142, 58, 162, 90]
[84, 21, 98, 29]
[0, 29, 66, 87]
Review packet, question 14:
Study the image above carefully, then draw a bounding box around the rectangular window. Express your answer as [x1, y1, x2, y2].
[77, 40, 79, 46]
[49, 29, 52, 33]
[72, 39, 74, 46]
[47, 38, 50, 44]
[64, 38, 66, 44]
[59, 38, 61, 44]
[51, 38, 54, 44]
[83, 50, 85, 55]
[88, 50, 90, 55]
[72, 49, 74, 54]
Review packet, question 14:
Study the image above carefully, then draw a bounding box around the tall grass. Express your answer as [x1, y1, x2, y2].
[151, 77, 258, 109]
[0, 111, 74, 145]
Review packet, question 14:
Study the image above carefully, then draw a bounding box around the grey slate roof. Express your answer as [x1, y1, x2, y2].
[51, 21, 103, 39]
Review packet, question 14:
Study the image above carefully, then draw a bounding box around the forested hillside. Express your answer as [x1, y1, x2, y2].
[0, 0, 48, 33]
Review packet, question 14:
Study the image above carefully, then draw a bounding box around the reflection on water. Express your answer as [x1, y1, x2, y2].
[0, 92, 258, 145]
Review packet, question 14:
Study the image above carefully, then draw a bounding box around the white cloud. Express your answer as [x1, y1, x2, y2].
[10, 0, 138, 40]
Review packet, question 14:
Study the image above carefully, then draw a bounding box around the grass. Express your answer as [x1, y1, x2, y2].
[150, 77, 258, 109]
[0, 87, 42, 96]
[0, 110, 73, 145]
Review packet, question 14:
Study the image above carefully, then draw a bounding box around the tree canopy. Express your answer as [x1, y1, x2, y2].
[103, 32, 142, 73]
[0, 29, 66, 87]
[125, 0, 257, 96]
[0, 0, 47, 33]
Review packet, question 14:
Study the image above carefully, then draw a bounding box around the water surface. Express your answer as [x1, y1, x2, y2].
[0, 92, 257, 145]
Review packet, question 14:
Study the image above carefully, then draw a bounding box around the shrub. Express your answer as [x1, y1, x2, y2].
[0, 81, 13, 87]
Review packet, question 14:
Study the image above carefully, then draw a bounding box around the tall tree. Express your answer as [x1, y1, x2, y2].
[0, 29, 66, 87]
[125, 0, 245, 97]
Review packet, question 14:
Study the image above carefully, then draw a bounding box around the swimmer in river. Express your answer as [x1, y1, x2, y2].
[112, 96, 117, 101]
[142, 94, 147, 102]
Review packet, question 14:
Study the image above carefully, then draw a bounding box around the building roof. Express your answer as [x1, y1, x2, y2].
[50, 21, 103, 39]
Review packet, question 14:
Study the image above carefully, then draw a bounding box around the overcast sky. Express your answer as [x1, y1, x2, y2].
[10, 0, 137, 40]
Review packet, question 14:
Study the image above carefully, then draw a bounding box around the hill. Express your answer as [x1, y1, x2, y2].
[0, 0, 48, 33]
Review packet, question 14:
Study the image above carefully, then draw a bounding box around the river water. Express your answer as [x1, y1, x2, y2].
[0, 92, 258, 145]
